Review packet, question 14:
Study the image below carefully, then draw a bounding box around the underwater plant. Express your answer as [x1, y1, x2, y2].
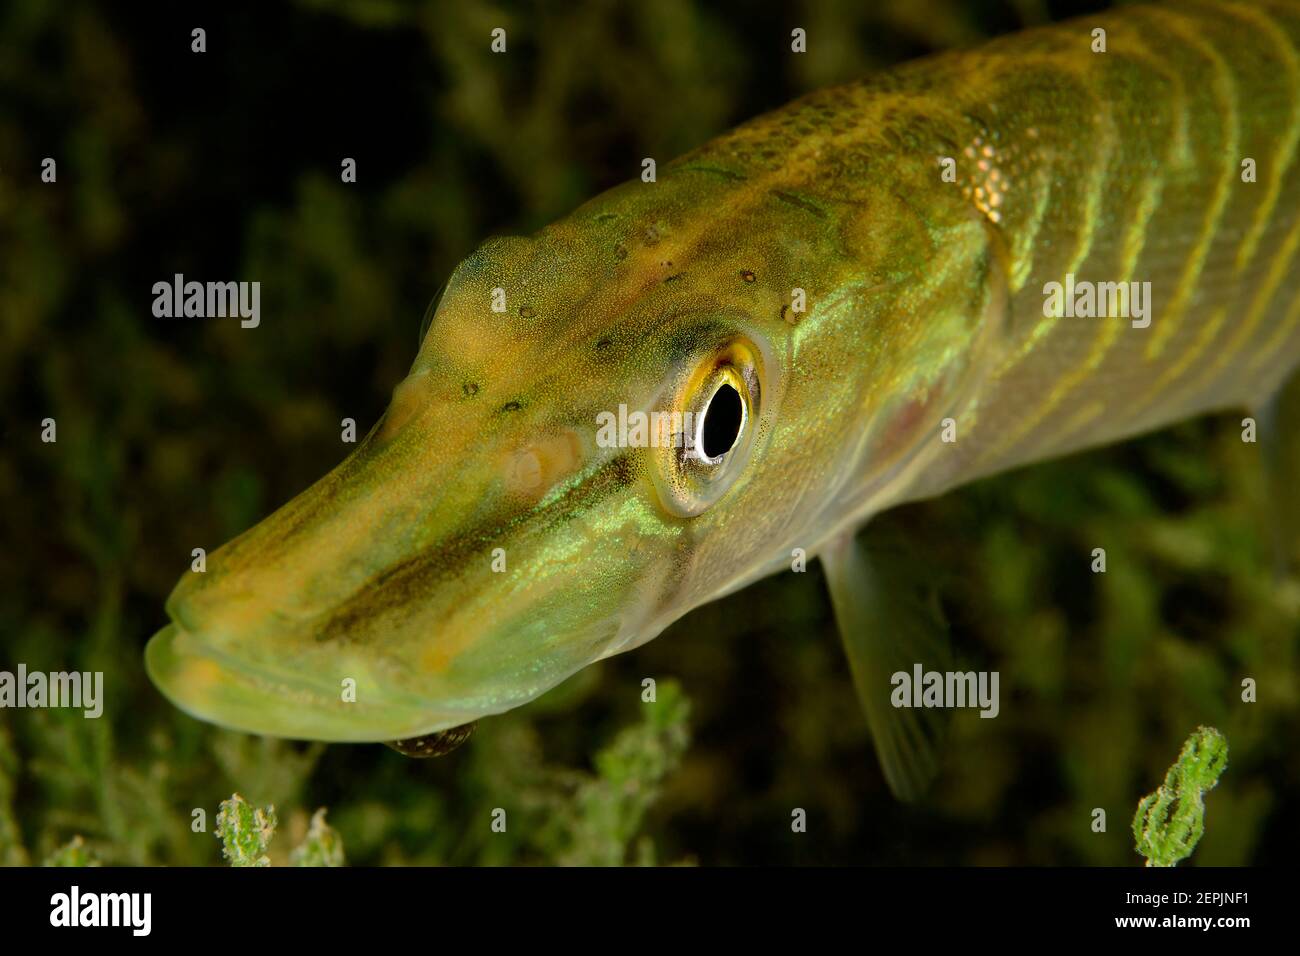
[289, 809, 346, 867]
[215, 793, 279, 868]
[214, 793, 348, 867]
[42, 835, 100, 867]
[1132, 727, 1228, 867]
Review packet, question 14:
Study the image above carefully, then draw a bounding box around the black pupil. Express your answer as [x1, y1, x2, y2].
[701, 383, 743, 459]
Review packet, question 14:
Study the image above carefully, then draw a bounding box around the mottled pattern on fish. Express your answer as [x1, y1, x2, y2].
[147, 0, 1300, 744]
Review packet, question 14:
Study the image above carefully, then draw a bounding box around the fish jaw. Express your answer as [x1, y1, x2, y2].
[142, 465, 649, 743]
[144, 623, 463, 742]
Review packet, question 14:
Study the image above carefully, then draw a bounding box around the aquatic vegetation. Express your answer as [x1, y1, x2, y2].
[216, 794, 278, 867]
[215, 795, 345, 867]
[289, 809, 346, 867]
[9, 680, 691, 869]
[1133, 727, 1228, 868]
[543, 680, 691, 866]
[43, 835, 100, 867]
[0, 727, 27, 866]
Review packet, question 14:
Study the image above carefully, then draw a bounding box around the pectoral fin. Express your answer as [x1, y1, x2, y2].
[821, 527, 952, 802]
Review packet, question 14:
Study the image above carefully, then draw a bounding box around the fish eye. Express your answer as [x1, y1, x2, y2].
[650, 337, 763, 518]
[697, 382, 745, 461]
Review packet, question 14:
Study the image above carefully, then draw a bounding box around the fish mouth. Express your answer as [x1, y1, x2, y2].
[144, 622, 475, 742]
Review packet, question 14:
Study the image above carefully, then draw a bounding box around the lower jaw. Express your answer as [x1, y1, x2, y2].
[143, 623, 472, 742]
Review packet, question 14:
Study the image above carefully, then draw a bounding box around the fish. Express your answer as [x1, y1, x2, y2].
[146, 0, 1300, 799]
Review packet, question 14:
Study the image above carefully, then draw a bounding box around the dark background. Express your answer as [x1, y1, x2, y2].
[1, 0, 1295, 865]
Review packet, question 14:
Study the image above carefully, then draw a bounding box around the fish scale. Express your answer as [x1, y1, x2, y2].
[966, 0, 1300, 484]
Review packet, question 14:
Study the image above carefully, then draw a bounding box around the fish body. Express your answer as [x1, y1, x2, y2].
[674, 0, 1300, 516]
[147, 0, 1300, 762]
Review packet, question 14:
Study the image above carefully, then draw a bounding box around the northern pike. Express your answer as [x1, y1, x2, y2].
[146, 0, 1300, 798]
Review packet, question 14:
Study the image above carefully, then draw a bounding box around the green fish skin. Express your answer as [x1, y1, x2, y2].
[146, 0, 1300, 750]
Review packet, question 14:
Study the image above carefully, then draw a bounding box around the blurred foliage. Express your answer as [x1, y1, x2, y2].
[290, 809, 345, 867]
[216, 793, 278, 867]
[1133, 726, 1228, 867]
[0, 0, 1296, 866]
[42, 834, 100, 867]
[212, 793, 345, 866]
[531, 678, 691, 866]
